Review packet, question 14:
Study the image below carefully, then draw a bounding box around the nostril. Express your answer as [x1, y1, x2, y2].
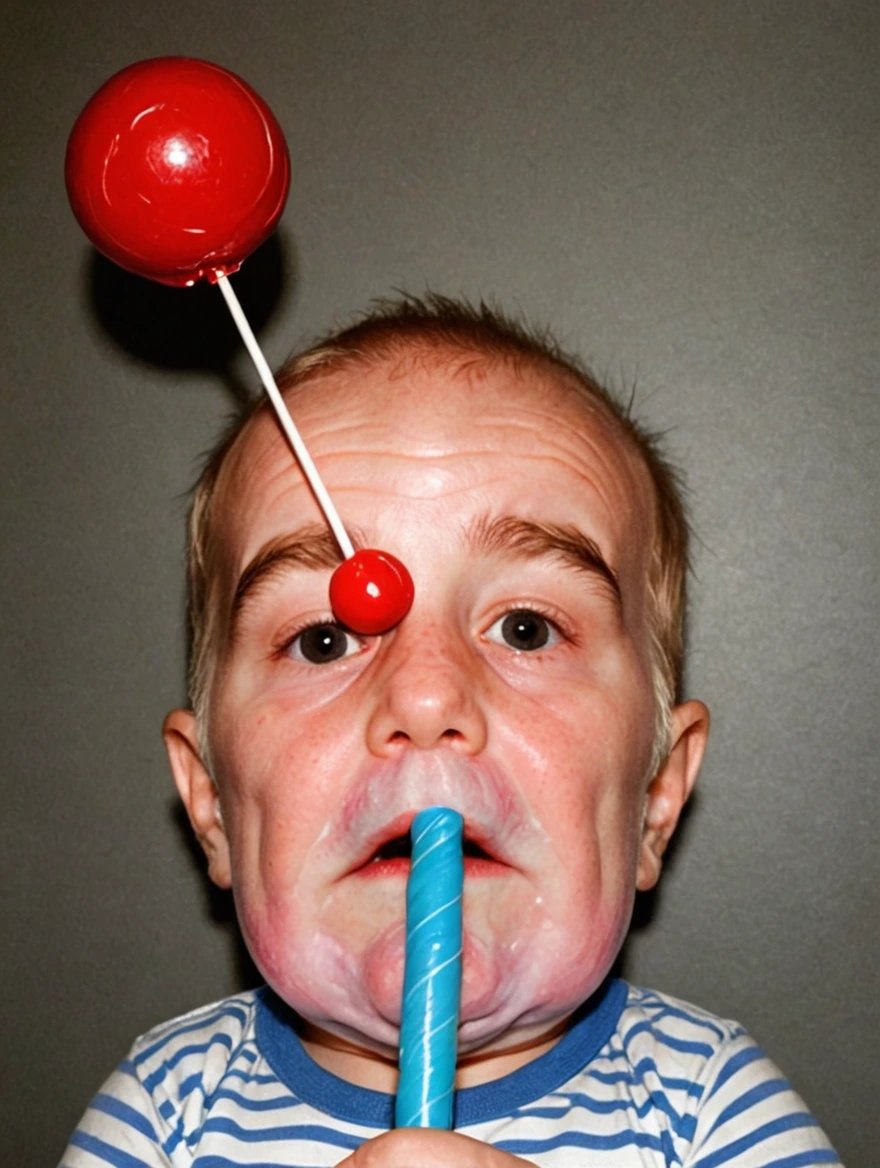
[389, 729, 460, 743]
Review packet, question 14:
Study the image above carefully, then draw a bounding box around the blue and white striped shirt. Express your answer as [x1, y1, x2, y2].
[61, 980, 841, 1167]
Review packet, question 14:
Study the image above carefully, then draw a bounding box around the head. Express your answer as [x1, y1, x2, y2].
[164, 295, 708, 1063]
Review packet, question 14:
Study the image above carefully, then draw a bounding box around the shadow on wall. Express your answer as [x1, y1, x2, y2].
[84, 228, 294, 403]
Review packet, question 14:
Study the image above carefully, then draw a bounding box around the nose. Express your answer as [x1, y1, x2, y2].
[365, 622, 488, 756]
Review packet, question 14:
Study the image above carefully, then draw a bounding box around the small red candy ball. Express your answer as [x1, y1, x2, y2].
[65, 57, 290, 287]
[329, 550, 415, 636]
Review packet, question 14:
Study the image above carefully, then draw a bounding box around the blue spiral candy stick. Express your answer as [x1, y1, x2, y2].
[395, 806, 464, 1129]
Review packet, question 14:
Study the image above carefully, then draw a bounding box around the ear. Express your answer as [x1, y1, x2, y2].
[163, 709, 232, 889]
[636, 699, 709, 892]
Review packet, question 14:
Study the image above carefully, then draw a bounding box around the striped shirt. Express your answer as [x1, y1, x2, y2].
[61, 980, 841, 1167]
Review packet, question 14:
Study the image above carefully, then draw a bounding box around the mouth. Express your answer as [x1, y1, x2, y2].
[330, 754, 538, 883]
[351, 814, 507, 878]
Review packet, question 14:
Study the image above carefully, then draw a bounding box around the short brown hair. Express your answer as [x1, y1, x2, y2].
[187, 294, 689, 765]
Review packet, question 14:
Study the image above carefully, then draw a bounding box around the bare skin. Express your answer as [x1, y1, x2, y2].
[336, 1127, 537, 1167]
[164, 348, 708, 1162]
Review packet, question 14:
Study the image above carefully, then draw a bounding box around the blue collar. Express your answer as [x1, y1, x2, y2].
[256, 978, 627, 1128]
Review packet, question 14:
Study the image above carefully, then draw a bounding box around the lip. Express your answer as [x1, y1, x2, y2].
[356, 853, 508, 879]
[347, 809, 512, 878]
[323, 752, 542, 882]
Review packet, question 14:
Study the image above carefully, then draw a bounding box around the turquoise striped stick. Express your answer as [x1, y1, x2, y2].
[395, 806, 464, 1129]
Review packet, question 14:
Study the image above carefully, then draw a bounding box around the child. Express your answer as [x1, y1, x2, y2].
[62, 296, 841, 1166]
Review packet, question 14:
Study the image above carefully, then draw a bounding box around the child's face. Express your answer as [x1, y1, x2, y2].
[168, 352, 704, 1057]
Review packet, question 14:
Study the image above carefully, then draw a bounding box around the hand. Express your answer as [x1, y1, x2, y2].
[337, 1128, 537, 1168]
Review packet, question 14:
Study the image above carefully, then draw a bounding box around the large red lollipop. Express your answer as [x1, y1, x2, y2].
[65, 57, 414, 635]
[66, 57, 290, 287]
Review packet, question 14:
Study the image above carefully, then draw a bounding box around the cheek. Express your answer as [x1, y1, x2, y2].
[240, 898, 371, 1027]
[497, 689, 649, 842]
[215, 691, 353, 779]
[226, 809, 310, 982]
[236, 895, 297, 988]
[471, 706, 648, 1028]
[227, 817, 369, 1027]
[211, 691, 365, 861]
[483, 847, 639, 1039]
[528, 901, 631, 1014]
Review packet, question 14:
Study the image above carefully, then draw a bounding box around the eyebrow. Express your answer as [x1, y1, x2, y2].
[466, 514, 621, 604]
[228, 512, 620, 637]
[230, 523, 355, 633]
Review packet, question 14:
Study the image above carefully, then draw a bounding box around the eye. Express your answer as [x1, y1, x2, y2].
[288, 622, 363, 665]
[484, 609, 561, 652]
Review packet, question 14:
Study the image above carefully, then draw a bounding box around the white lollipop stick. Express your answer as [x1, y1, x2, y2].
[216, 273, 355, 560]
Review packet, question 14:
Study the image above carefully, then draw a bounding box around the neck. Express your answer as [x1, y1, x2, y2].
[296, 1016, 571, 1093]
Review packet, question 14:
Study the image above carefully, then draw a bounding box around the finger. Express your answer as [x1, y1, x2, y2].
[335, 1127, 536, 1167]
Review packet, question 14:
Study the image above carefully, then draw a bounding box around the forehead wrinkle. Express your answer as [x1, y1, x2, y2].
[236, 352, 644, 504]
[211, 350, 656, 596]
[281, 423, 644, 507]
[287, 393, 609, 457]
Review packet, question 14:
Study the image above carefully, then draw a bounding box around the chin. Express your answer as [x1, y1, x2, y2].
[362, 922, 503, 1030]
[358, 918, 619, 1055]
[245, 892, 631, 1059]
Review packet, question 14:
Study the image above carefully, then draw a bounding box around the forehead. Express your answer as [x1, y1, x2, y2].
[210, 350, 656, 582]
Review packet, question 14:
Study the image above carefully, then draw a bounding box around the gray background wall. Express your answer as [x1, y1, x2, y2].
[2, 1, 876, 1163]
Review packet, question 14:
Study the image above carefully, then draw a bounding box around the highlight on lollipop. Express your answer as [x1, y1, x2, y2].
[60, 52, 843, 1168]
